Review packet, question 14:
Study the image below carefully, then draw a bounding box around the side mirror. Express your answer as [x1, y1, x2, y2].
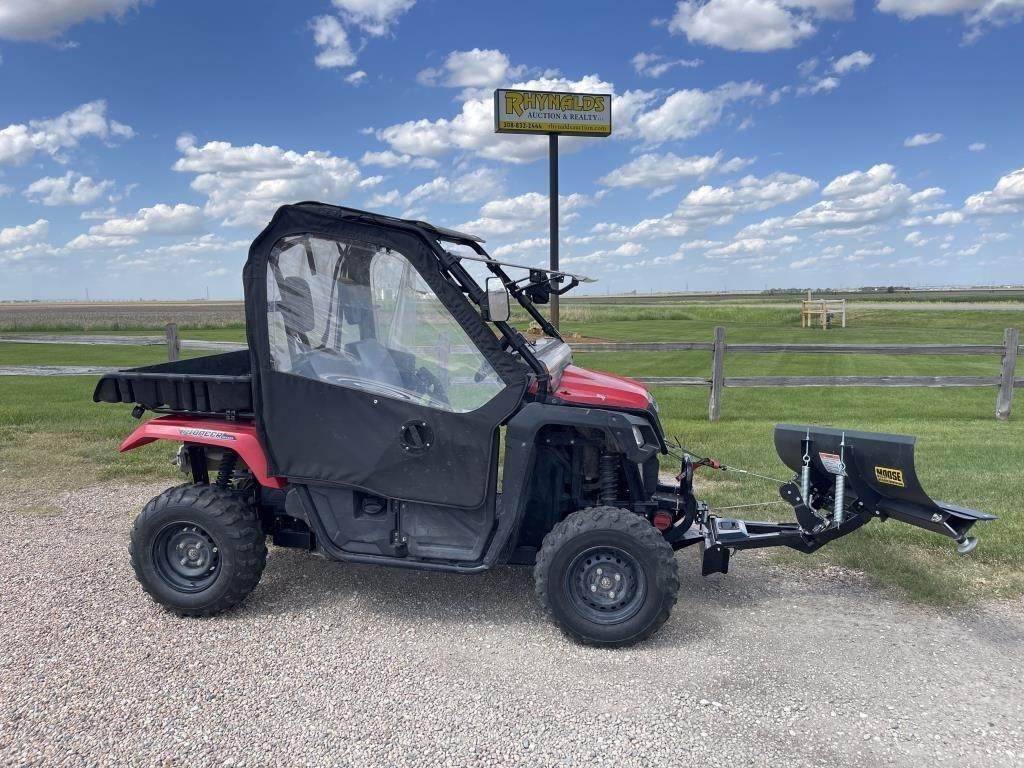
[482, 277, 511, 322]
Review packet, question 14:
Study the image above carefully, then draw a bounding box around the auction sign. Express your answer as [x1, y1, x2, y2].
[493, 89, 612, 136]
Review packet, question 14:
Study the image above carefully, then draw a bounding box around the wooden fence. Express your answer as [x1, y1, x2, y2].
[573, 325, 1022, 422]
[1, 323, 1020, 421]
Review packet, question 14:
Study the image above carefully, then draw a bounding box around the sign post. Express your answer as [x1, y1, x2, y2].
[494, 88, 612, 330]
[548, 133, 559, 328]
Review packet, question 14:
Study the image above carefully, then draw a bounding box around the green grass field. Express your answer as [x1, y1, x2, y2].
[1, 301, 1021, 605]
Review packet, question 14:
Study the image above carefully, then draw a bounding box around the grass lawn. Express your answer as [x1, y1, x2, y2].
[0, 343, 207, 367]
[0, 377, 181, 490]
[555, 304, 1024, 344]
[574, 350, 1003, 378]
[2, 326, 247, 342]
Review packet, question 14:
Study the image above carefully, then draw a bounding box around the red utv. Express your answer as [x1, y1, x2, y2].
[95, 203, 992, 646]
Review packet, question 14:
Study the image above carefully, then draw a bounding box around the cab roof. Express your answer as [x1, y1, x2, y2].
[292, 201, 484, 244]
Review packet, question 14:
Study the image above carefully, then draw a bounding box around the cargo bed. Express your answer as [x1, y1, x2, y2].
[93, 350, 253, 416]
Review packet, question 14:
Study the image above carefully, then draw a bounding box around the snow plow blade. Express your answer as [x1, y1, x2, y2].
[774, 424, 995, 551]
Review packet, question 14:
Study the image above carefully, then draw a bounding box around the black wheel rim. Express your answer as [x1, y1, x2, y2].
[564, 546, 646, 625]
[152, 522, 221, 593]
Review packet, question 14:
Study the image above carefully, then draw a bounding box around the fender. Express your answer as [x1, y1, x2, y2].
[120, 415, 287, 489]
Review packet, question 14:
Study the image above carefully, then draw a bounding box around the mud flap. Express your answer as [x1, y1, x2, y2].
[774, 424, 995, 551]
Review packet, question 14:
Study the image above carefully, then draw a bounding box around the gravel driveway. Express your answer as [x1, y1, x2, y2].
[1, 483, 1021, 768]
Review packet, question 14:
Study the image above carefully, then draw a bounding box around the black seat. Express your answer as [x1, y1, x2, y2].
[280, 276, 315, 349]
[275, 275, 319, 374]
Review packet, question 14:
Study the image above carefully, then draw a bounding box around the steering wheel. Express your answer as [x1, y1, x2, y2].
[319, 373, 415, 402]
[413, 366, 450, 405]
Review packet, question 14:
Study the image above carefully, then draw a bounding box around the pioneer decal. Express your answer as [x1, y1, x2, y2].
[179, 428, 237, 441]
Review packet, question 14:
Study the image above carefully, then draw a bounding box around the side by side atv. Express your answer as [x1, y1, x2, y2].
[94, 202, 994, 647]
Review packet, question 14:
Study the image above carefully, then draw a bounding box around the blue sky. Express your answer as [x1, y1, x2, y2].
[0, 0, 1022, 299]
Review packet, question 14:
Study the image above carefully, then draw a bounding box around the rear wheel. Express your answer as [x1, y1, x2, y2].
[129, 483, 266, 616]
[534, 507, 679, 647]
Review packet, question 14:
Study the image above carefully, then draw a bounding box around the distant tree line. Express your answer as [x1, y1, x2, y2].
[761, 286, 912, 296]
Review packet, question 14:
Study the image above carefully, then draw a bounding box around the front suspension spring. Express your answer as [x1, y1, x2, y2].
[599, 453, 618, 505]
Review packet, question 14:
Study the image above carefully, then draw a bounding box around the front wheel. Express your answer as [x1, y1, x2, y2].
[534, 507, 680, 647]
[129, 483, 267, 616]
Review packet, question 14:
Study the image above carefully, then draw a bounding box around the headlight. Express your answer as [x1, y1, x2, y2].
[646, 390, 659, 414]
[632, 424, 646, 447]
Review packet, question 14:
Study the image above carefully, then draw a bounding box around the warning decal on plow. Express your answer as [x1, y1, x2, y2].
[818, 452, 845, 475]
[874, 466, 906, 487]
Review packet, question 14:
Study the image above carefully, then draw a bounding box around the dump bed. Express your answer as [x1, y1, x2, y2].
[93, 349, 253, 416]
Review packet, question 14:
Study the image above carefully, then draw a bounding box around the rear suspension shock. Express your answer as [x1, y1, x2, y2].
[216, 450, 237, 488]
[599, 453, 618, 505]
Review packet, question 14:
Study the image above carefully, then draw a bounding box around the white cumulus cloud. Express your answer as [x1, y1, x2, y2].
[88, 203, 204, 236]
[904, 132, 944, 147]
[311, 15, 356, 69]
[634, 81, 763, 145]
[668, 0, 853, 52]
[0, 218, 48, 248]
[67, 203, 204, 249]
[360, 150, 437, 169]
[173, 135, 365, 227]
[329, 0, 415, 36]
[787, 164, 912, 229]
[877, 0, 1024, 44]
[597, 172, 817, 241]
[459, 192, 591, 236]
[24, 171, 113, 206]
[417, 49, 524, 95]
[367, 167, 504, 214]
[832, 50, 874, 73]
[822, 163, 897, 197]
[0, 100, 133, 166]
[631, 52, 702, 77]
[0, 0, 149, 41]
[963, 166, 1024, 215]
[599, 151, 753, 188]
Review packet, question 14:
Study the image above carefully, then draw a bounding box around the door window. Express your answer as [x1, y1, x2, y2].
[266, 234, 505, 413]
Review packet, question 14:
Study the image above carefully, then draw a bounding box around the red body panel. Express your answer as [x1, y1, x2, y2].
[553, 365, 651, 410]
[120, 415, 287, 489]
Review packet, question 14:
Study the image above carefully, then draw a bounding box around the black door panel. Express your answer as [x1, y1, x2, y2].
[262, 371, 522, 509]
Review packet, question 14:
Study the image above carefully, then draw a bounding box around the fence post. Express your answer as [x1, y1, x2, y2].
[166, 322, 180, 362]
[708, 325, 726, 421]
[996, 327, 1018, 421]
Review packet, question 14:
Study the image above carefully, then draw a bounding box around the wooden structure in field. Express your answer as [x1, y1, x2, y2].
[800, 293, 847, 329]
